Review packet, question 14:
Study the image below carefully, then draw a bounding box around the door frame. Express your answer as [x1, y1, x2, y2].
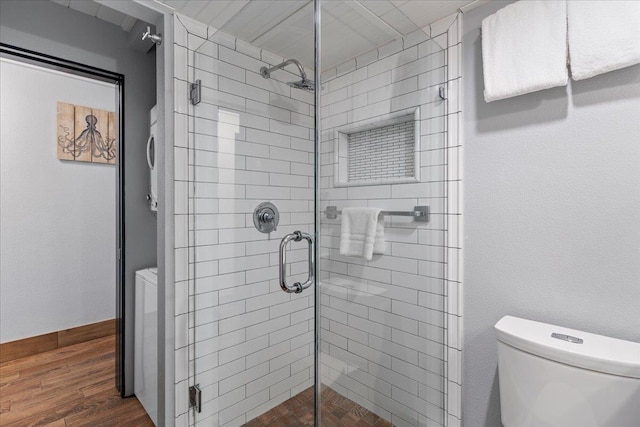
[0, 42, 126, 391]
[3, 0, 176, 422]
[97, 1, 176, 423]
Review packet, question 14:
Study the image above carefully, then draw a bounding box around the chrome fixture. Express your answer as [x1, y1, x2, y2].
[189, 384, 202, 413]
[260, 59, 315, 91]
[142, 26, 162, 45]
[551, 332, 584, 344]
[253, 202, 279, 233]
[439, 86, 447, 100]
[190, 80, 202, 105]
[279, 231, 314, 293]
[324, 205, 430, 222]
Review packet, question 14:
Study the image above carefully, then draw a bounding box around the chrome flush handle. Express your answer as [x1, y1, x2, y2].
[279, 231, 314, 294]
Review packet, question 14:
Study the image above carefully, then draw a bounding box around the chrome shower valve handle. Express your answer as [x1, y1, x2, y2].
[279, 231, 314, 294]
[253, 202, 279, 233]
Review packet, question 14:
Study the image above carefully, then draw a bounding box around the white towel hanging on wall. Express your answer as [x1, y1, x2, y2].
[568, 1, 640, 81]
[339, 207, 385, 261]
[481, 0, 569, 102]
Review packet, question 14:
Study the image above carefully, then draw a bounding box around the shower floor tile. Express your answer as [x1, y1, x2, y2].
[243, 385, 392, 427]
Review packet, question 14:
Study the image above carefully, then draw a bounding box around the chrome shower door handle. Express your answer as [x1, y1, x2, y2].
[279, 231, 315, 294]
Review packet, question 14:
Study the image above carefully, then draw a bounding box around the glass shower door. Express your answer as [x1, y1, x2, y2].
[317, 1, 449, 426]
[185, 4, 317, 425]
[180, 1, 454, 426]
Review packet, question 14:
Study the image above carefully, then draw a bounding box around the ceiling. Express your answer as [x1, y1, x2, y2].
[162, 0, 473, 70]
[48, 0, 474, 70]
[50, 0, 139, 32]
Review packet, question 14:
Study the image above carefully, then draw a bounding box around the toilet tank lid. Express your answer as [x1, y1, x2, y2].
[495, 316, 640, 379]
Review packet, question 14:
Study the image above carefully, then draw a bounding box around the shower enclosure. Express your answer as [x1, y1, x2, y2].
[175, 1, 462, 425]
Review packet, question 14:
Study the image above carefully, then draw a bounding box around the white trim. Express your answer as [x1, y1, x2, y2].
[444, 12, 464, 427]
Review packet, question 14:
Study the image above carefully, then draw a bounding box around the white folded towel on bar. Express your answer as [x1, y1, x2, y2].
[339, 207, 385, 261]
[568, 1, 640, 81]
[481, 0, 568, 102]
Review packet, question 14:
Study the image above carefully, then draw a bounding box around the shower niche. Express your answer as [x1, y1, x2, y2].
[333, 107, 421, 187]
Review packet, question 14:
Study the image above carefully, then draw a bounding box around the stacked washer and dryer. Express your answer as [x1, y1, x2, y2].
[134, 105, 158, 425]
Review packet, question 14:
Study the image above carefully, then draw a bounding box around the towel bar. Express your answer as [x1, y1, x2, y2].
[324, 206, 429, 222]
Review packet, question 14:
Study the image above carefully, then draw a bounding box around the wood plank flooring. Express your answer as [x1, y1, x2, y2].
[0, 335, 154, 427]
[244, 386, 393, 427]
[1, 334, 394, 426]
[0, 319, 116, 363]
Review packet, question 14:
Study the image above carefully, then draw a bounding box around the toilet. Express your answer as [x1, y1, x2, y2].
[495, 316, 640, 427]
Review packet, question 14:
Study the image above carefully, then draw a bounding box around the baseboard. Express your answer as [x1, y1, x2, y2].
[0, 319, 115, 363]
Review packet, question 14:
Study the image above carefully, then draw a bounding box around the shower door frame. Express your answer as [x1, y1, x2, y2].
[252, 1, 326, 422]
[313, 0, 322, 424]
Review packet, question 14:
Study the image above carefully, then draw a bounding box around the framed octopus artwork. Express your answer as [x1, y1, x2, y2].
[56, 102, 117, 164]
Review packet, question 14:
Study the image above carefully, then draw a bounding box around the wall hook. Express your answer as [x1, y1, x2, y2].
[142, 26, 162, 45]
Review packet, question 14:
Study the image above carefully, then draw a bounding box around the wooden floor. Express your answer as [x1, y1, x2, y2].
[244, 386, 393, 427]
[0, 335, 154, 427]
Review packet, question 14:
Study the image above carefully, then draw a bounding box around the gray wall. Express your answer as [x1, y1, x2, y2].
[1, 59, 117, 342]
[463, 2, 640, 426]
[0, 0, 157, 395]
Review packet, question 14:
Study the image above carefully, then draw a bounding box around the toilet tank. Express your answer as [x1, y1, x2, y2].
[495, 316, 640, 427]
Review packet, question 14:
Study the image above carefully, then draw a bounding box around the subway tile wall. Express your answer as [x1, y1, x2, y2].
[173, 11, 464, 427]
[173, 14, 316, 427]
[318, 14, 463, 427]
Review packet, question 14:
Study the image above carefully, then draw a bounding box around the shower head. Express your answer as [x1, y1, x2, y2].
[260, 58, 315, 92]
[288, 79, 315, 92]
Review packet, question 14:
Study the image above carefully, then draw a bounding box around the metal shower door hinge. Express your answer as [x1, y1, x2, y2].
[189, 384, 202, 413]
[190, 80, 201, 105]
[438, 86, 447, 100]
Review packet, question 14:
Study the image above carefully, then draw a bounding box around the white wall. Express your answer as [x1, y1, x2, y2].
[462, 2, 640, 426]
[0, 59, 116, 343]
